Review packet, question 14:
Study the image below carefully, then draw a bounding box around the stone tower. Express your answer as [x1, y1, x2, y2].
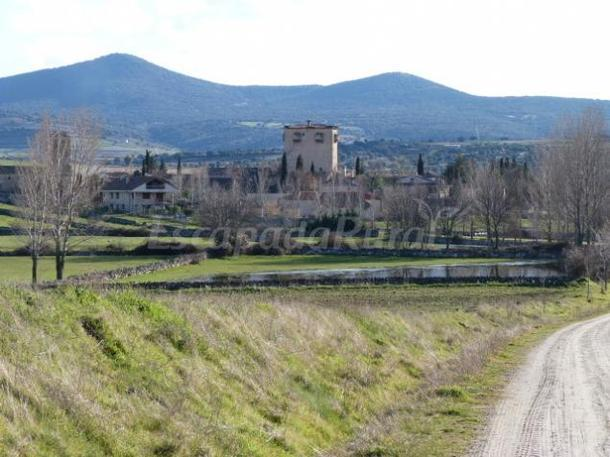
[283, 121, 339, 174]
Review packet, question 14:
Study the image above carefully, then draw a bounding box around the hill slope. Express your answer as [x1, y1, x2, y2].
[0, 283, 602, 456]
[1, 54, 609, 150]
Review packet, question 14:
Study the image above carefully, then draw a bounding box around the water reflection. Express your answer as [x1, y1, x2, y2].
[190, 261, 565, 287]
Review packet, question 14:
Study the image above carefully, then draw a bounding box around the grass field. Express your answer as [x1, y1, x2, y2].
[0, 235, 212, 252]
[125, 254, 511, 282]
[0, 255, 168, 282]
[0, 203, 158, 234]
[0, 282, 605, 456]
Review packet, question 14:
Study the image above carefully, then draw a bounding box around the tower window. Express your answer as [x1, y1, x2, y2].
[315, 132, 324, 143]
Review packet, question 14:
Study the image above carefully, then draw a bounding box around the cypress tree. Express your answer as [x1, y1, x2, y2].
[142, 150, 151, 175]
[280, 152, 288, 185]
[310, 162, 315, 174]
[355, 157, 361, 175]
[296, 155, 303, 171]
[417, 154, 424, 176]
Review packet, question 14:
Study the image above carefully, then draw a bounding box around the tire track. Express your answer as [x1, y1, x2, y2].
[471, 313, 610, 457]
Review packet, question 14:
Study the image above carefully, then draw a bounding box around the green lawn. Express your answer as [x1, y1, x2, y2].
[0, 203, 155, 234]
[126, 254, 511, 282]
[0, 255, 168, 282]
[0, 236, 212, 252]
[106, 213, 201, 230]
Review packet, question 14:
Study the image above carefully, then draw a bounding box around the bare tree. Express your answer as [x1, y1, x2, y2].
[594, 226, 610, 293]
[470, 163, 511, 249]
[189, 164, 209, 207]
[382, 185, 428, 247]
[436, 181, 470, 249]
[256, 166, 270, 219]
[13, 118, 53, 285]
[546, 107, 610, 244]
[45, 113, 101, 280]
[198, 175, 254, 250]
[531, 145, 562, 242]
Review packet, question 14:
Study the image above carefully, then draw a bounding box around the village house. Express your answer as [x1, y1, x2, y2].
[101, 175, 178, 214]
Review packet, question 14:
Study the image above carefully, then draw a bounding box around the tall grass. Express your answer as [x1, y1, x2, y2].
[0, 283, 604, 456]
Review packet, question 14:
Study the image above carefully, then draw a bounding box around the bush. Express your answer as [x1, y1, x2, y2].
[80, 316, 127, 365]
[304, 212, 361, 234]
[213, 229, 250, 254]
[205, 245, 232, 259]
[450, 234, 464, 245]
[249, 229, 295, 255]
[131, 240, 201, 255]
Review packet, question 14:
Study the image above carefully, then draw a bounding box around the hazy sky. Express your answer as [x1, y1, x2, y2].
[2, 0, 610, 99]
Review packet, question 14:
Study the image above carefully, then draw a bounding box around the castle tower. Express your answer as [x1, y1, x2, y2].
[283, 121, 339, 174]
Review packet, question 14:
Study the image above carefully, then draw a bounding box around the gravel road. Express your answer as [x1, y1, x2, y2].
[471, 313, 610, 457]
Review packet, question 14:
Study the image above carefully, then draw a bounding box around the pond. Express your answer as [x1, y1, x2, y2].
[141, 260, 568, 289]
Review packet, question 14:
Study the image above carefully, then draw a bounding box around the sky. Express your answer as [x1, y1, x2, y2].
[2, 0, 610, 99]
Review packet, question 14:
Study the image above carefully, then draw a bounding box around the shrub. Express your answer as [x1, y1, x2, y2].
[131, 241, 201, 255]
[80, 316, 127, 365]
[435, 386, 467, 399]
[304, 212, 361, 234]
[213, 230, 250, 253]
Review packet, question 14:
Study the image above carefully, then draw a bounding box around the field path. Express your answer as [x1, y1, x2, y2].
[471, 312, 610, 457]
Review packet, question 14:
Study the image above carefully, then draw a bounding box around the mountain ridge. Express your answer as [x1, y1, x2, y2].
[1, 53, 608, 151]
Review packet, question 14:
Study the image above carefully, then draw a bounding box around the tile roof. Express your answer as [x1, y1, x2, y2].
[101, 175, 174, 191]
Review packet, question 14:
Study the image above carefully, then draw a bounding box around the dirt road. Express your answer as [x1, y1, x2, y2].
[471, 313, 610, 457]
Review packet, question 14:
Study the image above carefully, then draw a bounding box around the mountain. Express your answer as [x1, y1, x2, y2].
[1, 53, 609, 151]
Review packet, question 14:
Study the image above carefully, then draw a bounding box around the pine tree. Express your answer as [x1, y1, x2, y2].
[280, 152, 288, 185]
[417, 154, 424, 176]
[177, 156, 182, 176]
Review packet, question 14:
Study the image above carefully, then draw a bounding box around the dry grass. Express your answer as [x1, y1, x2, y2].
[0, 283, 604, 456]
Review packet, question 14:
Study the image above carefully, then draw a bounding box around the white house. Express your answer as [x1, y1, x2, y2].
[101, 175, 178, 214]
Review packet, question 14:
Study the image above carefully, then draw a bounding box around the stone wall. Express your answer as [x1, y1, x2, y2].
[45, 252, 208, 286]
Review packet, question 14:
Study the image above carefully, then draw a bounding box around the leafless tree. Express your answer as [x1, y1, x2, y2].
[531, 145, 562, 242]
[13, 118, 53, 285]
[470, 163, 511, 249]
[198, 175, 254, 250]
[382, 185, 429, 247]
[15, 114, 100, 282]
[594, 227, 610, 293]
[189, 164, 209, 207]
[256, 166, 270, 219]
[436, 181, 470, 249]
[545, 107, 610, 244]
[45, 113, 101, 280]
